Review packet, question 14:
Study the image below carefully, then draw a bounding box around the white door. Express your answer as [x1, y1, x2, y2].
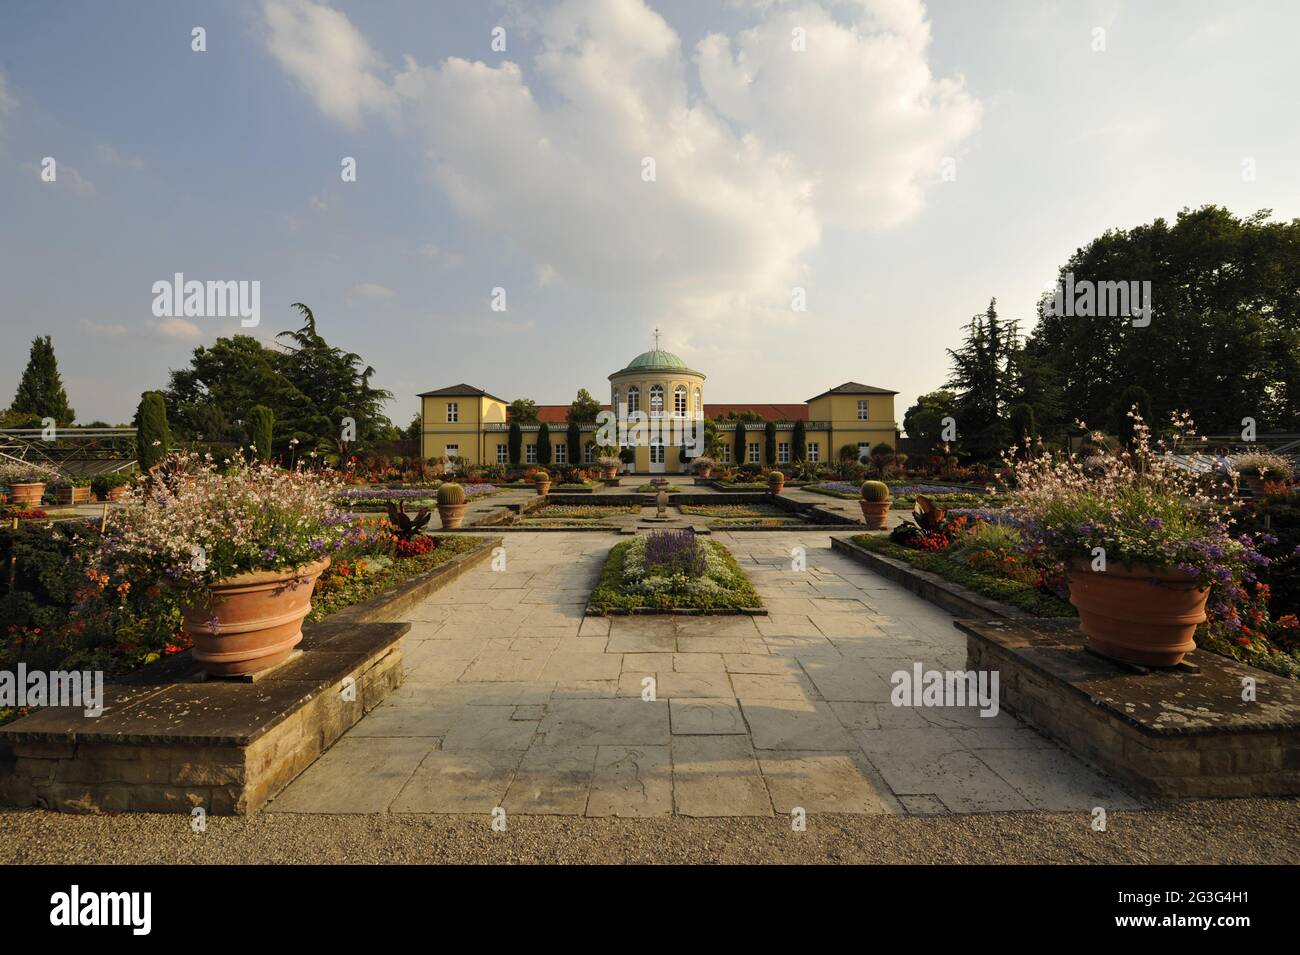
[649, 439, 665, 474]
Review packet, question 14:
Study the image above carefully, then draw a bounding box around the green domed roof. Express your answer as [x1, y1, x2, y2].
[624, 349, 687, 372]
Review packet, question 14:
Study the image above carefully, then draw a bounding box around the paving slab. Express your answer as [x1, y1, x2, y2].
[672, 735, 772, 817]
[669, 698, 747, 735]
[586, 745, 673, 817]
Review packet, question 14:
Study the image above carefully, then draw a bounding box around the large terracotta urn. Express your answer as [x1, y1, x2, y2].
[859, 500, 890, 529]
[1067, 560, 1209, 667]
[183, 558, 330, 676]
[437, 503, 467, 528]
[8, 483, 45, 507]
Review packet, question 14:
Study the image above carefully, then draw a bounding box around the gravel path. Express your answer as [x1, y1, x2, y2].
[3, 799, 1296, 864]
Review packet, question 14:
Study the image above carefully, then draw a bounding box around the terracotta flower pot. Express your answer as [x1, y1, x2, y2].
[437, 502, 468, 528]
[8, 483, 45, 507]
[1067, 560, 1209, 667]
[768, 474, 785, 494]
[603, 466, 617, 479]
[183, 558, 330, 677]
[698, 468, 712, 479]
[859, 499, 891, 529]
[535, 480, 551, 495]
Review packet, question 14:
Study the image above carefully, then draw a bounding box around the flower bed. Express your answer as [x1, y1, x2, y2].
[307, 533, 482, 620]
[334, 484, 499, 510]
[520, 503, 640, 524]
[635, 483, 684, 493]
[678, 503, 785, 518]
[850, 532, 1074, 617]
[588, 530, 762, 612]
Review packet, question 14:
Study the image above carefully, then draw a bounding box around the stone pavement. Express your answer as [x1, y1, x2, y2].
[269, 531, 1139, 817]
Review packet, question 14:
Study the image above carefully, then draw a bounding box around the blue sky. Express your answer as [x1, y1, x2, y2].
[2, 0, 1298, 428]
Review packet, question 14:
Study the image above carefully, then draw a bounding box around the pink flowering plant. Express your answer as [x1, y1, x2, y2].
[1001, 410, 1268, 622]
[99, 452, 356, 601]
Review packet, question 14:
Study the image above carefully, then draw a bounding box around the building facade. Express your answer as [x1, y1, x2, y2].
[418, 347, 897, 473]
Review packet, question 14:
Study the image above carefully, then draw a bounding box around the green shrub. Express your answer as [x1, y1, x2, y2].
[246, 404, 274, 462]
[537, 423, 552, 466]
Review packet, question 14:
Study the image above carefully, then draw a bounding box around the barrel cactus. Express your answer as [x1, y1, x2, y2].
[437, 483, 466, 505]
[861, 480, 891, 502]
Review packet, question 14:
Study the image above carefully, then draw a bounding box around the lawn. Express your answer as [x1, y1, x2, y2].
[587, 531, 763, 613]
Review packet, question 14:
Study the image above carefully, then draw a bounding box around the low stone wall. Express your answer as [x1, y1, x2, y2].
[0, 536, 500, 815]
[961, 618, 1300, 798]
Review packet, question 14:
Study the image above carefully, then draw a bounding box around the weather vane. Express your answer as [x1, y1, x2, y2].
[653, 327, 661, 350]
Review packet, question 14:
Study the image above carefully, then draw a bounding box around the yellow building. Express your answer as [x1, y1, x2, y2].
[419, 347, 897, 474]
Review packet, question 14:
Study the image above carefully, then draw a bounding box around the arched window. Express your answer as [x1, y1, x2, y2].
[626, 386, 640, 414]
[694, 387, 702, 413]
[674, 385, 687, 416]
[650, 384, 664, 417]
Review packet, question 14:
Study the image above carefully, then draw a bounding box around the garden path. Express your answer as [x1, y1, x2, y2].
[269, 531, 1139, 817]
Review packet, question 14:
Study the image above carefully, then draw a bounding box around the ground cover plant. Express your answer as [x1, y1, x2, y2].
[588, 529, 762, 612]
[520, 503, 640, 524]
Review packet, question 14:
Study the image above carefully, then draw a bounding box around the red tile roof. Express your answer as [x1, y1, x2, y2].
[704, 403, 809, 422]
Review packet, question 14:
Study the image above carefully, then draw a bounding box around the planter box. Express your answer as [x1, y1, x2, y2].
[0, 536, 501, 815]
[55, 486, 92, 505]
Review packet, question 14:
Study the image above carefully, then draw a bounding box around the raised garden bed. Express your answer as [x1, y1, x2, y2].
[587, 531, 764, 614]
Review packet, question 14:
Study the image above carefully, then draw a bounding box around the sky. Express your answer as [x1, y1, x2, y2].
[2, 0, 1298, 429]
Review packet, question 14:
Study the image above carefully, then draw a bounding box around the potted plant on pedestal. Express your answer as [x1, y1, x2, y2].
[859, 480, 891, 529]
[436, 482, 468, 528]
[768, 469, 785, 495]
[100, 452, 348, 677]
[533, 469, 551, 495]
[1005, 410, 1265, 668]
[91, 472, 133, 502]
[1234, 451, 1293, 496]
[597, 454, 621, 480]
[0, 459, 59, 508]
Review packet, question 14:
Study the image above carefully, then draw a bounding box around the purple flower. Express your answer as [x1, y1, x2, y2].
[1144, 517, 1163, 529]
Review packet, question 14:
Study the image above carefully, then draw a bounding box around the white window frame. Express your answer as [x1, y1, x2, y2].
[497, 443, 508, 464]
[858, 442, 870, 464]
[721, 444, 732, 463]
[747, 442, 760, 464]
[584, 443, 595, 464]
[526, 444, 538, 464]
[673, 385, 687, 416]
[626, 386, 640, 414]
[444, 443, 459, 461]
[857, 399, 869, 420]
[650, 384, 664, 418]
[447, 402, 459, 423]
[694, 387, 702, 413]
[778, 442, 790, 464]
[554, 443, 567, 465]
[807, 442, 819, 463]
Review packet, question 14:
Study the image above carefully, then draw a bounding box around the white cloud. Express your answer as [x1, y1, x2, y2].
[263, 0, 397, 129]
[696, 0, 981, 226]
[25, 160, 95, 196]
[0, 71, 14, 129]
[80, 319, 130, 337]
[96, 143, 145, 169]
[262, 0, 979, 324]
[153, 318, 204, 340]
[347, 282, 397, 301]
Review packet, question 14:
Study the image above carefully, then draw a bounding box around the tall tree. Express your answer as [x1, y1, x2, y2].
[567, 389, 602, 423]
[536, 422, 552, 466]
[946, 298, 1019, 460]
[507, 420, 522, 466]
[902, 390, 959, 452]
[246, 405, 275, 462]
[763, 421, 777, 467]
[136, 391, 171, 472]
[566, 420, 581, 464]
[733, 421, 747, 467]
[507, 399, 539, 423]
[791, 420, 807, 462]
[11, 336, 75, 424]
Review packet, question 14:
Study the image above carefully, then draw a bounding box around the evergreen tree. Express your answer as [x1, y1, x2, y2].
[792, 420, 807, 462]
[566, 420, 581, 465]
[136, 391, 171, 472]
[246, 405, 275, 462]
[946, 298, 1019, 460]
[734, 421, 747, 467]
[764, 421, 777, 467]
[567, 389, 601, 423]
[11, 336, 75, 424]
[1112, 385, 1153, 448]
[536, 422, 552, 466]
[508, 420, 523, 466]
[1007, 403, 1036, 448]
